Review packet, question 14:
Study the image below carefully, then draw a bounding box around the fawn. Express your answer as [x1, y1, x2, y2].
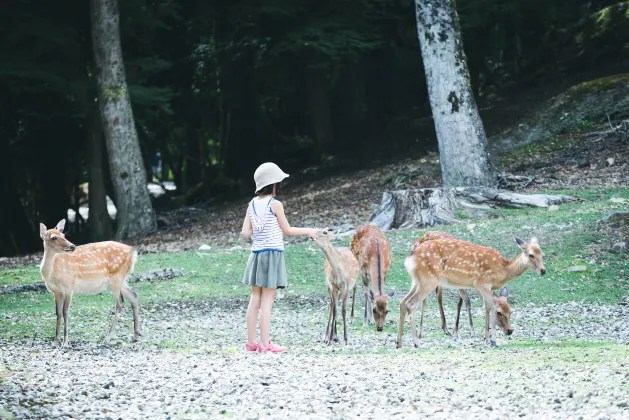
[39, 219, 140, 347]
[350, 225, 395, 331]
[312, 228, 359, 344]
[397, 234, 544, 348]
[415, 231, 514, 339]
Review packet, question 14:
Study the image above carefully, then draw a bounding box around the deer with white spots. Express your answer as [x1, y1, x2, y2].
[350, 225, 395, 331]
[397, 234, 545, 348]
[39, 219, 140, 347]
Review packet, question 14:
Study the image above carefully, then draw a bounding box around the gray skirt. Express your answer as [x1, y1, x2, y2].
[243, 250, 288, 289]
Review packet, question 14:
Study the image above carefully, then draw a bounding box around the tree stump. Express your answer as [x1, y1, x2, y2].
[368, 187, 577, 231]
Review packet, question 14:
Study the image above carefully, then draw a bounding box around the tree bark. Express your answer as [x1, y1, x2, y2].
[90, 0, 156, 239]
[87, 103, 113, 241]
[415, 0, 495, 187]
[369, 187, 576, 231]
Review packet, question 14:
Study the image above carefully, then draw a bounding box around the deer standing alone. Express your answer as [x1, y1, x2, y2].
[350, 225, 395, 331]
[397, 235, 545, 348]
[311, 228, 359, 344]
[416, 231, 514, 339]
[39, 219, 141, 347]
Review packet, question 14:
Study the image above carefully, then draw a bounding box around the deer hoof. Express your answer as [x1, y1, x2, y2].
[333, 337, 340, 343]
[489, 340, 497, 347]
[53, 338, 62, 348]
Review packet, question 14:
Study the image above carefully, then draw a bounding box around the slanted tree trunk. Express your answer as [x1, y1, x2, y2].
[415, 0, 494, 187]
[87, 103, 113, 242]
[90, 0, 156, 239]
[369, 187, 576, 230]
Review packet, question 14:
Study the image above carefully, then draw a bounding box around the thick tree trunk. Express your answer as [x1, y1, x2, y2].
[90, 0, 155, 239]
[369, 187, 576, 230]
[87, 103, 113, 242]
[415, 0, 494, 187]
[307, 65, 334, 157]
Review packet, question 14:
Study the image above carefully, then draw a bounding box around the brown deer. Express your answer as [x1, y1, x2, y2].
[415, 231, 514, 339]
[39, 219, 141, 347]
[311, 228, 359, 344]
[397, 234, 544, 348]
[351, 225, 394, 331]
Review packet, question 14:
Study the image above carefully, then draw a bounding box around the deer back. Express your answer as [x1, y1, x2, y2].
[351, 225, 392, 296]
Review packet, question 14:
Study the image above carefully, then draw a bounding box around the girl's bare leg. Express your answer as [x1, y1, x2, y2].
[246, 286, 262, 345]
[259, 287, 277, 346]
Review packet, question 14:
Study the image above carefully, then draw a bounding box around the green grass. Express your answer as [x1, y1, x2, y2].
[1, 187, 627, 342]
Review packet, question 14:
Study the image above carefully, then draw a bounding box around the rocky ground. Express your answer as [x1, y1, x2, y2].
[1, 295, 628, 419]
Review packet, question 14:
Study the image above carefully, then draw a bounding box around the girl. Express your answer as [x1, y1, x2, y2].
[241, 162, 317, 353]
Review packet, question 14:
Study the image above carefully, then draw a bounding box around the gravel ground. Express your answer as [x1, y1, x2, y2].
[1, 294, 628, 419]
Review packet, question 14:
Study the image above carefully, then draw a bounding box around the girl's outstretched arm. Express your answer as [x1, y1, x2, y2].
[271, 201, 317, 239]
[241, 212, 253, 239]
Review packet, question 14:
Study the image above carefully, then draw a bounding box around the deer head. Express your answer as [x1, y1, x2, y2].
[514, 236, 546, 275]
[494, 287, 513, 335]
[39, 219, 76, 253]
[311, 228, 335, 251]
[369, 289, 395, 331]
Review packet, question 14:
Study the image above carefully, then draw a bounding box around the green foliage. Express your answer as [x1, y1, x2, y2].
[578, 119, 596, 129]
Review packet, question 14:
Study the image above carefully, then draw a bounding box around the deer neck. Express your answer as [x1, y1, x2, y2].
[501, 253, 528, 284]
[40, 246, 60, 281]
[321, 245, 345, 284]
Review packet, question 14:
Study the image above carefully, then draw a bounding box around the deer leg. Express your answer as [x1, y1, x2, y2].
[331, 294, 339, 343]
[342, 293, 348, 344]
[62, 294, 73, 348]
[105, 291, 123, 343]
[453, 294, 463, 340]
[362, 284, 370, 328]
[479, 288, 496, 346]
[324, 291, 334, 344]
[121, 285, 141, 341]
[409, 287, 429, 348]
[53, 292, 63, 347]
[350, 284, 356, 325]
[436, 287, 450, 336]
[463, 290, 475, 337]
[397, 283, 419, 348]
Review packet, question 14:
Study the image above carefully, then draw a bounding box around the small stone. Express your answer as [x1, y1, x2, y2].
[548, 205, 560, 211]
[607, 158, 615, 166]
[611, 242, 629, 254]
[565, 265, 587, 272]
[198, 244, 212, 251]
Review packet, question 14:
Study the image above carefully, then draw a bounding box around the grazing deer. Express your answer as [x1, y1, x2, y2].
[415, 231, 514, 339]
[312, 228, 359, 344]
[350, 225, 395, 331]
[39, 219, 140, 347]
[397, 235, 544, 348]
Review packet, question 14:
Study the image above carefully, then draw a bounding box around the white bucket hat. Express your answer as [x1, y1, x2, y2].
[254, 162, 289, 193]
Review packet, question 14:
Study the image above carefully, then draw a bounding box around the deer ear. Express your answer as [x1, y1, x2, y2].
[530, 237, 539, 245]
[39, 223, 47, 238]
[513, 236, 526, 249]
[387, 289, 396, 298]
[55, 219, 66, 233]
[499, 287, 509, 298]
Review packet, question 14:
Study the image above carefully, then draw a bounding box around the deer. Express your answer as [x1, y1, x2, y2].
[350, 225, 395, 331]
[397, 234, 545, 348]
[39, 219, 141, 347]
[415, 231, 514, 339]
[311, 228, 359, 344]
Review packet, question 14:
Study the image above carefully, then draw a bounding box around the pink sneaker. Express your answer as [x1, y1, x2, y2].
[245, 342, 260, 352]
[259, 341, 286, 353]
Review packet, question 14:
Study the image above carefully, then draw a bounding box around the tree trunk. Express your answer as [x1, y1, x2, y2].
[369, 187, 576, 231]
[307, 65, 334, 157]
[90, 0, 155, 239]
[0, 165, 39, 257]
[415, 0, 495, 187]
[87, 103, 113, 242]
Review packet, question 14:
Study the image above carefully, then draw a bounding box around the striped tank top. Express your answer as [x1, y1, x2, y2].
[248, 197, 284, 253]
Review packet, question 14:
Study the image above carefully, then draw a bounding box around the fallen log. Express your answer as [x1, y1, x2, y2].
[368, 187, 577, 231]
[0, 268, 185, 295]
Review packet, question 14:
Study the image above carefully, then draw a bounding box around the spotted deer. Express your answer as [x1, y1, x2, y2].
[415, 231, 514, 339]
[39, 219, 140, 347]
[351, 225, 394, 331]
[397, 235, 545, 348]
[311, 228, 359, 344]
